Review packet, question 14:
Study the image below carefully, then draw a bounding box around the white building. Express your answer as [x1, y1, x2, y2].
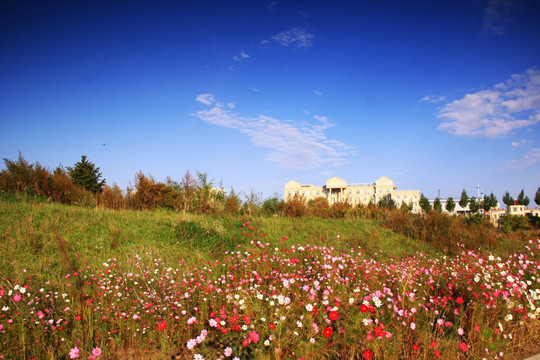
[284, 176, 421, 213]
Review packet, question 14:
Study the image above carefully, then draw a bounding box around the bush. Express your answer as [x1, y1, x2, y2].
[501, 215, 529, 234]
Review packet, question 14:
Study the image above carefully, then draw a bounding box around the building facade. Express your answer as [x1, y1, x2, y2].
[284, 176, 421, 213]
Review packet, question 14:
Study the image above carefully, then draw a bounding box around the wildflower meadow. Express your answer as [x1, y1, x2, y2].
[2, 214, 540, 359]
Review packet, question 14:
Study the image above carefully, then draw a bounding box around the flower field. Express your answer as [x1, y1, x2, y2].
[1, 222, 540, 359]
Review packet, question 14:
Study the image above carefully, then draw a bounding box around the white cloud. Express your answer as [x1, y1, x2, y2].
[437, 68, 540, 138]
[195, 93, 215, 106]
[233, 51, 250, 61]
[272, 28, 314, 49]
[419, 95, 446, 103]
[511, 139, 531, 148]
[194, 94, 354, 170]
[505, 148, 540, 169]
[314, 90, 323, 96]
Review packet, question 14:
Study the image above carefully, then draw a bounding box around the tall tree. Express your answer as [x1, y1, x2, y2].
[445, 196, 456, 213]
[482, 192, 497, 213]
[517, 189, 530, 206]
[433, 197, 442, 213]
[459, 189, 469, 208]
[419, 193, 431, 213]
[67, 155, 105, 193]
[535, 187, 540, 206]
[502, 191, 514, 207]
[469, 196, 480, 214]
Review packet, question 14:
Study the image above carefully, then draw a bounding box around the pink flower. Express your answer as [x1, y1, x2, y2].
[224, 347, 233, 357]
[459, 342, 468, 352]
[69, 346, 80, 359]
[92, 347, 102, 357]
[13, 294, 21, 302]
[249, 331, 260, 343]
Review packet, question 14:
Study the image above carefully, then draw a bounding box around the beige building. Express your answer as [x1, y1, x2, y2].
[284, 176, 421, 213]
[507, 201, 540, 217]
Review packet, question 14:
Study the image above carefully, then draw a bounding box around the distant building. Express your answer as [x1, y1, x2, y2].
[507, 200, 540, 217]
[284, 176, 421, 213]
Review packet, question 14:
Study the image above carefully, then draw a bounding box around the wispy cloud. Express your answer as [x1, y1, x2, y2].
[482, 0, 516, 35]
[314, 90, 323, 96]
[511, 139, 532, 148]
[194, 94, 354, 170]
[505, 148, 540, 169]
[267, 1, 278, 10]
[233, 51, 250, 61]
[195, 93, 215, 106]
[419, 95, 446, 103]
[272, 28, 314, 49]
[437, 68, 540, 138]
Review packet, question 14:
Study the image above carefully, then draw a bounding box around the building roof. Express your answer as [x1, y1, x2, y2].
[325, 177, 347, 189]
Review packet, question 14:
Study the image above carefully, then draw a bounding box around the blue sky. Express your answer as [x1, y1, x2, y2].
[1, 0, 539, 203]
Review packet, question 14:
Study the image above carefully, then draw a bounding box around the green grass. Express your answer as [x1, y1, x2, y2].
[0, 193, 435, 284]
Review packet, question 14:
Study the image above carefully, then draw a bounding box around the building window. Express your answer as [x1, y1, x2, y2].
[356, 190, 360, 194]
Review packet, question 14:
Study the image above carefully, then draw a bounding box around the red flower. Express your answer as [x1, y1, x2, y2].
[323, 327, 333, 338]
[157, 320, 167, 331]
[412, 344, 419, 351]
[363, 349, 374, 360]
[434, 350, 441, 358]
[459, 342, 468, 352]
[329, 311, 339, 321]
[456, 297, 464, 304]
[360, 304, 369, 313]
[268, 323, 275, 330]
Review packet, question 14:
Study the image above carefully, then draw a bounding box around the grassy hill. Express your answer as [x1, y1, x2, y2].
[0, 193, 433, 284]
[1, 193, 539, 360]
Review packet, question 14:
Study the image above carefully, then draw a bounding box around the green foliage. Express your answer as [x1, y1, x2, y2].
[67, 155, 105, 194]
[262, 196, 281, 216]
[482, 192, 498, 212]
[459, 189, 469, 208]
[535, 187, 540, 205]
[433, 197, 442, 213]
[400, 201, 413, 212]
[502, 191, 514, 207]
[419, 193, 431, 213]
[445, 196, 456, 212]
[517, 189, 530, 206]
[469, 196, 480, 213]
[501, 214, 529, 234]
